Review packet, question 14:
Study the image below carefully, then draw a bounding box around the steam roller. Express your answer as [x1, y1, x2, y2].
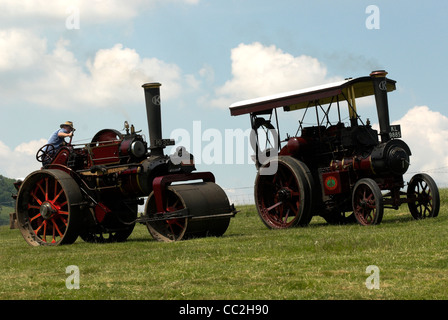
[11, 82, 236, 246]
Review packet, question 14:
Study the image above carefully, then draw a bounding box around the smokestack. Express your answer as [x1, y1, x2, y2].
[142, 82, 164, 156]
[370, 70, 391, 143]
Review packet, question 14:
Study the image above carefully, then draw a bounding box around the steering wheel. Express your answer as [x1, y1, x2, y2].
[36, 144, 56, 163]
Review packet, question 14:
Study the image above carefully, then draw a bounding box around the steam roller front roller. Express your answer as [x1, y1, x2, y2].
[144, 182, 235, 242]
[15, 169, 85, 246]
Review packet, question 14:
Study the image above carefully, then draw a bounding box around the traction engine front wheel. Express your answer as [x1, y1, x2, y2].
[352, 178, 384, 226]
[407, 173, 440, 219]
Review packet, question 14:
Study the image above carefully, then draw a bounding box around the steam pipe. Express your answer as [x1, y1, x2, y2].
[142, 82, 164, 156]
[370, 70, 391, 143]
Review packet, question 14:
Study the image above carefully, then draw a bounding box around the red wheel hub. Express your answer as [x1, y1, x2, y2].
[39, 201, 58, 220]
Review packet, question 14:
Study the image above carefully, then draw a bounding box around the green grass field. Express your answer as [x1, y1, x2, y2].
[1, 191, 448, 300]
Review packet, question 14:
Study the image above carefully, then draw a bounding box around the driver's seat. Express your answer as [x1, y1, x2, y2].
[47, 147, 71, 167]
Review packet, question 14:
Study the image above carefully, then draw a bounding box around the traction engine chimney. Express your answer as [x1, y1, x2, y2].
[142, 82, 164, 157]
[370, 70, 391, 143]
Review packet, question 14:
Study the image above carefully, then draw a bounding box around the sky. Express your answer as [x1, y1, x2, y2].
[1, 0, 448, 205]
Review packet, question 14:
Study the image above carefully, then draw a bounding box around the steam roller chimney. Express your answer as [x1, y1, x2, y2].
[370, 70, 391, 143]
[142, 82, 164, 157]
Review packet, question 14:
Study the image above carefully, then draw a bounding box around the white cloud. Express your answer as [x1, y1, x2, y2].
[0, 29, 47, 71]
[0, 30, 197, 110]
[0, 139, 46, 179]
[0, 0, 199, 26]
[199, 64, 215, 83]
[83, 43, 186, 106]
[211, 42, 342, 108]
[394, 106, 448, 186]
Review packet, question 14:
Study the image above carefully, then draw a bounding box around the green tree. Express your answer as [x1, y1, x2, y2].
[0, 174, 17, 207]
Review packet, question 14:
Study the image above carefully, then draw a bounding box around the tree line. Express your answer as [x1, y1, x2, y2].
[0, 175, 17, 225]
[0, 175, 17, 206]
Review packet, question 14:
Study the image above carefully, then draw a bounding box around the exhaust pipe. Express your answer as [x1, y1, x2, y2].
[370, 70, 391, 143]
[142, 82, 165, 157]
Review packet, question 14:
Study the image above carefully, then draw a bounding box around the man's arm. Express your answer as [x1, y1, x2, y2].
[57, 131, 73, 138]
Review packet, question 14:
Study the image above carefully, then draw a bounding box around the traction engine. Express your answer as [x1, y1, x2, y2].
[12, 83, 236, 246]
[230, 70, 440, 228]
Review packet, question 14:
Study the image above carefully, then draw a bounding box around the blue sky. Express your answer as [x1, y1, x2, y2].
[1, 0, 448, 203]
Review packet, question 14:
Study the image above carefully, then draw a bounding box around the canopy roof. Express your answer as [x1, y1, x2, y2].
[229, 75, 396, 116]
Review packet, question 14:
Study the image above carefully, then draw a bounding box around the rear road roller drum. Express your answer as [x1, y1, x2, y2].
[144, 182, 234, 242]
[15, 170, 84, 246]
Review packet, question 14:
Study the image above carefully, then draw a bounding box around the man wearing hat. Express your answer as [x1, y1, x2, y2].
[46, 121, 75, 151]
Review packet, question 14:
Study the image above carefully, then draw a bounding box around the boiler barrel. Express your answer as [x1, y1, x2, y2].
[145, 182, 234, 241]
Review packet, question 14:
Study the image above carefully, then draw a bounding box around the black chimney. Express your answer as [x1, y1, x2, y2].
[370, 70, 391, 143]
[142, 82, 164, 156]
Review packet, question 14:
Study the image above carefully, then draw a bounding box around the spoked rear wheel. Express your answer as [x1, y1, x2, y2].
[80, 226, 135, 243]
[80, 202, 137, 243]
[352, 178, 384, 226]
[254, 156, 313, 229]
[407, 173, 440, 219]
[15, 170, 84, 246]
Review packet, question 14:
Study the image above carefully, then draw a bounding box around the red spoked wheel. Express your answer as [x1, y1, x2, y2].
[407, 173, 440, 219]
[145, 187, 188, 242]
[352, 178, 384, 226]
[15, 170, 84, 246]
[80, 202, 137, 243]
[254, 156, 313, 229]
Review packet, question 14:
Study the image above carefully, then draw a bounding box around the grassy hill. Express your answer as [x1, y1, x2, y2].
[0, 205, 14, 226]
[0, 175, 16, 204]
[1, 192, 447, 301]
[0, 175, 17, 226]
